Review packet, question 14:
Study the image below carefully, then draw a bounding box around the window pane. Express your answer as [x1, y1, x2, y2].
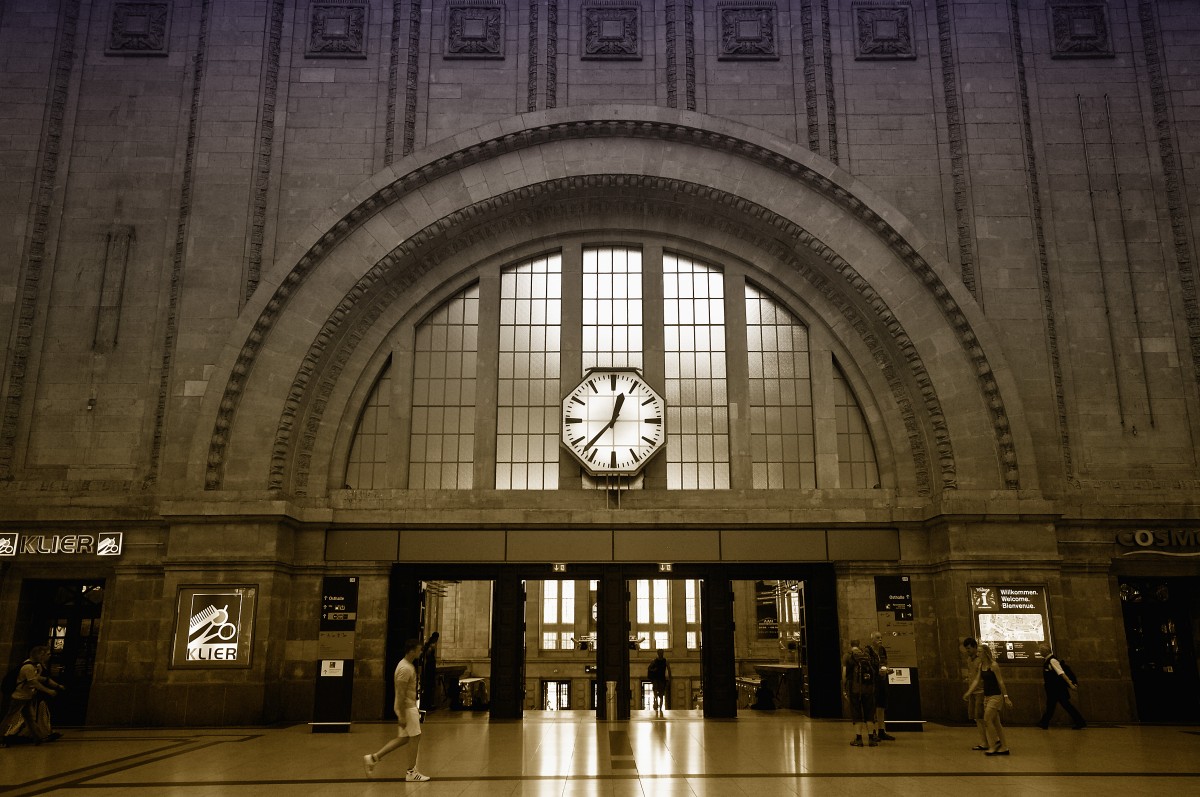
[745, 283, 814, 490]
[834, 362, 881, 488]
[497, 255, 562, 489]
[664, 254, 729, 489]
[407, 285, 479, 489]
[582, 247, 643, 371]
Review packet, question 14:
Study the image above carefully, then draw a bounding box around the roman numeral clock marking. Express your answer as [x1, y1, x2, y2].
[561, 368, 666, 477]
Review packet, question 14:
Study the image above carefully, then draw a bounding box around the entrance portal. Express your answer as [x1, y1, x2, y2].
[386, 563, 841, 722]
[6, 579, 105, 726]
[1119, 576, 1200, 722]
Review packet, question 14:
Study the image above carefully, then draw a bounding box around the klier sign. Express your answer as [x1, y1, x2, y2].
[0, 531, 123, 557]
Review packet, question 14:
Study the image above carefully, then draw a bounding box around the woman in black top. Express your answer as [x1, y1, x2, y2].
[963, 643, 1012, 755]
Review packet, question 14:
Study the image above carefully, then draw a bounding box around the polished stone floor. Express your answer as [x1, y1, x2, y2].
[2, 711, 1198, 796]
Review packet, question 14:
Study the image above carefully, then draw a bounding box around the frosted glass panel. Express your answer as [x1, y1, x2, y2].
[497, 255, 562, 489]
[746, 283, 815, 489]
[834, 362, 881, 488]
[664, 254, 729, 489]
[345, 365, 391, 489]
[408, 285, 479, 489]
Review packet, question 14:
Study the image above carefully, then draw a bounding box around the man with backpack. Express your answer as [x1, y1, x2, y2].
[1036, 642, 1086, 730]
[841, 638, 877, 746]
[647, 649, 671, 711]
[1, 646, 63, 746]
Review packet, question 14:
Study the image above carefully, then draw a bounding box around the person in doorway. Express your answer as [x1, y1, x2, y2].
[961, 637, 989, 751]
[841, 639, 877, 746]
[962, 643, 1012, 756]
[867, 631, 896, 741]
[1036, 642, 1086, 730]
[363, 638, 431, 782]
[1, 646, 63, 746]
[647, 649, 671, 711]
[418, 631, 439, 713]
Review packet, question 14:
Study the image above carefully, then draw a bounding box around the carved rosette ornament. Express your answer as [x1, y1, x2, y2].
[106, 2, 171, 56]
[852, 2, 917, 60]
[1049, 2, 1114, 58]
[306, 2, 369, 59]
[717, 2, 779, 61]
[447, 0, 505, 59]
[582, 2, 642, 60]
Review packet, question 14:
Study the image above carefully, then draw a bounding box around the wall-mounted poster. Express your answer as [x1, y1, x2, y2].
[171, 585, 257, 668]
[968, 584, 1052, 665]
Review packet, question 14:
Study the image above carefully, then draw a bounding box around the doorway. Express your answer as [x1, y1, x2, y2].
[7, 579, 105, 726]
[1119, 576, 1200, 722]
[386, 562, 841, 721]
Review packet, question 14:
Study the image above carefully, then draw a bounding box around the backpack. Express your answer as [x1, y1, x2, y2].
[1, 662, 27, 698]
[1056, 657, 1078, 686]
[852, 653, 876, 687]
[647, 658, 666, 681]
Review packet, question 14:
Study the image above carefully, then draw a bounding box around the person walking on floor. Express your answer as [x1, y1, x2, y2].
[647, 649, 671, 712]
[1037, 642, 1086, 730]
[867, 631, 896, 741]
[363, 638, 431, 782]
[963, 643, 1012, 756]
[842, 639, 878, 747]
[1, 646, 63, 747]
[961, 637, 989, 751]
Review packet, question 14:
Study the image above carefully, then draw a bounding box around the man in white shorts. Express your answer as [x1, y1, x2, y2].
[363, 638, 430, 782]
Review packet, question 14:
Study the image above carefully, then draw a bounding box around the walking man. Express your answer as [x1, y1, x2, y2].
[1037, 642, 1086, 730]
[1, 646, 63, 746]
[363, 638, 431, 782]
[962, 637, 989, 750]
[647, 649, 671, 711]
[868, 631, 896, 741]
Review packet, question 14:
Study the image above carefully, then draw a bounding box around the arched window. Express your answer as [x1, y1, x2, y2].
[346, 244, 882, 491]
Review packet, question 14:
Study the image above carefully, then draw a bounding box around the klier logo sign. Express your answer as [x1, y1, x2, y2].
[187, 593, 244, 662]
[0, 531, 122, 557]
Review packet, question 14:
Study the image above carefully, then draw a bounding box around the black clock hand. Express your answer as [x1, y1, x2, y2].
[583, 393, 625, 452]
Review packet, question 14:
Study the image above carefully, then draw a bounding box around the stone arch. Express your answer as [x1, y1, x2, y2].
[186, 106, 1033, 499]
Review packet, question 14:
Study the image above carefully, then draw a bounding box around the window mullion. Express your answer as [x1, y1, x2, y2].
[723, 268, 753, 489]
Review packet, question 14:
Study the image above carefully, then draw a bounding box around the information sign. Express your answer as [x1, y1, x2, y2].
[969, 584, 1052, 665]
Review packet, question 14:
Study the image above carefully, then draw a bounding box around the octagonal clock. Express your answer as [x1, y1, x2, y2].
[561, 368, 666, 476]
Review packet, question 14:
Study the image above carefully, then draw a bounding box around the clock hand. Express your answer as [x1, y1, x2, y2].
[583, 393, 625, 452]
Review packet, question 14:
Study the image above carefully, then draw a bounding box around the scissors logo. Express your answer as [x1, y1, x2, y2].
[186, 594, 242, 661]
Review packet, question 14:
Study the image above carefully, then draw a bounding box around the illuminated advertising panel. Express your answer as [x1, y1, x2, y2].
[171, 586, 257, 668]
[969, 584, 1052, 665]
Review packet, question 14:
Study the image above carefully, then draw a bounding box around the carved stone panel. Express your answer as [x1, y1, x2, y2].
[717, 2, 779, 61]
[582, 2, 641, 60]
[106, 2, 171, 56]
[1048, 2, 1114, 58]
[852, 2, 917, 61]
[446, 0, 505, 59]
[306, 2, 369, 59]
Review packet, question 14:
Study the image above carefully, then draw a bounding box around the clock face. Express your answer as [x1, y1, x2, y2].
[562, 369, 666, 475]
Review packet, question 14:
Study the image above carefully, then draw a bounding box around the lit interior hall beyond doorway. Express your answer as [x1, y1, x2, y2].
[3, 714, 1198, 796]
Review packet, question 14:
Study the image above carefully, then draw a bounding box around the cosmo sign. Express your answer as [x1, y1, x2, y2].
[0, 531, 123, 557]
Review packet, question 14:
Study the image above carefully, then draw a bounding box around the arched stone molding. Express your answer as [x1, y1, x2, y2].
[184, 106, 1035, 500]
[274, 182, 936, 499]
[292, 198, 919, 499]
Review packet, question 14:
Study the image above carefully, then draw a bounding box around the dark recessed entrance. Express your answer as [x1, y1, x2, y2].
[5, 579, 105, 727]
[1119, 576, 1200, 722]
[386, 563, 840, 722]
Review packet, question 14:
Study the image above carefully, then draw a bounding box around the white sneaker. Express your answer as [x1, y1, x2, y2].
[405, 770, 431, 782]
[363, 754, 376, 777]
